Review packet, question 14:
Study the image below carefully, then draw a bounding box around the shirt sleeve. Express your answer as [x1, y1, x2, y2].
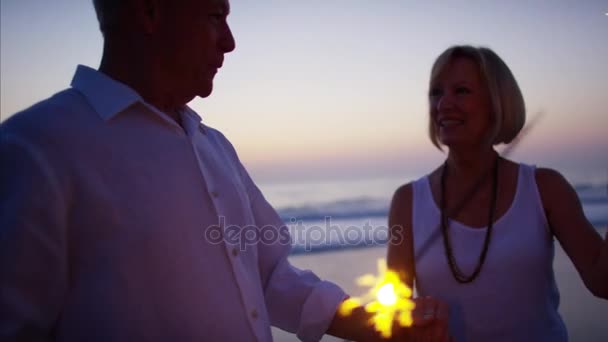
[0, 133, 69, 340]
[238, 162, 347, 342]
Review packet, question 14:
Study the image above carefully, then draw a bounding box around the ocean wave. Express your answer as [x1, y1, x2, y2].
[278, 196, 389, 221]
[277, 188, 608, 227]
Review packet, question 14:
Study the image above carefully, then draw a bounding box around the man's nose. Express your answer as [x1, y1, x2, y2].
[221, 24, 236, 53]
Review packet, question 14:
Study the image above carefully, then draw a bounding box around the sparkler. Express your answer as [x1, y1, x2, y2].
[338, 258, 415, 338]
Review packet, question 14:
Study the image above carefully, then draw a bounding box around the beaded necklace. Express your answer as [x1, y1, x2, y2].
[440, 156, 500, 283]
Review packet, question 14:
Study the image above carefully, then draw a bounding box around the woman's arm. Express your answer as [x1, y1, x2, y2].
[536, 168, 608, 299]
[387, 184, 416, 290]
[384, 184, 453, 341]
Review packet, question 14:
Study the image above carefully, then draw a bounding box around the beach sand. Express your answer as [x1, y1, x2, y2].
[272, 228, 608, 341]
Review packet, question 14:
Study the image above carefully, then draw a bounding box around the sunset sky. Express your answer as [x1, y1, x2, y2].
[2, 0, 607, 184]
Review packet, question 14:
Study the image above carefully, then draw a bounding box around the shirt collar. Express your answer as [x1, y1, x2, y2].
[70, 65, 143, 121]
[181, 106, 209, 135]
[70, 65, 209, 133]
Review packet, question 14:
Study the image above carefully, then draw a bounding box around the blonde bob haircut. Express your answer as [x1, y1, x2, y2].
[428, 45, 526, 149]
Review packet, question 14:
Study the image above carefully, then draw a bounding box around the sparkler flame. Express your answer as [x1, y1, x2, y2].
[377, 284, 397, 305]
[338, 259, 415, 338]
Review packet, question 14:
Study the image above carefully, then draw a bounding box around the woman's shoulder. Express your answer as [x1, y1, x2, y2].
[391, 168, 440, 208]
[501, 158, 568, 190]
[392, 183, 413, 204]
[534, 167, 568, 185]
[534, 167, 576, 206]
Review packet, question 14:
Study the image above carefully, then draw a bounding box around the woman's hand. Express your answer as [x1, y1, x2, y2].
[391, 296, 451, 342]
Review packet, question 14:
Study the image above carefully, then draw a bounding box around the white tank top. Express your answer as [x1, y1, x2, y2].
[412, 163, 567, 342]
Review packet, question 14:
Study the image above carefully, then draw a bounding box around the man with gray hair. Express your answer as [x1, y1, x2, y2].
[0, 0, 448, 341]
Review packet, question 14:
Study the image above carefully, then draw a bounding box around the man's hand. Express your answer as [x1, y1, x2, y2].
[327, 296, 450, 342]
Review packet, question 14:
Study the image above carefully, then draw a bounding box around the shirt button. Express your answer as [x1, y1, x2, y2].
[231, 248, 239, 257]
[210, 191, 219, 198]
[251, 309, 258, 319]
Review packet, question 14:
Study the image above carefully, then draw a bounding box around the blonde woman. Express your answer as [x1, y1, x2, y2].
[387, 45, 608, 342]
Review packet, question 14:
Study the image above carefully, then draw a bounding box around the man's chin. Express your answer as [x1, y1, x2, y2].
[197, 84, 214, 99]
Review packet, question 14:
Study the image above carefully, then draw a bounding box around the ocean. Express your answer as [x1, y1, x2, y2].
[256, 176, 608, 255]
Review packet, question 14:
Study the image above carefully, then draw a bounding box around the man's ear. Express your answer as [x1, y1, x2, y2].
[131, 0, 162, 34]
